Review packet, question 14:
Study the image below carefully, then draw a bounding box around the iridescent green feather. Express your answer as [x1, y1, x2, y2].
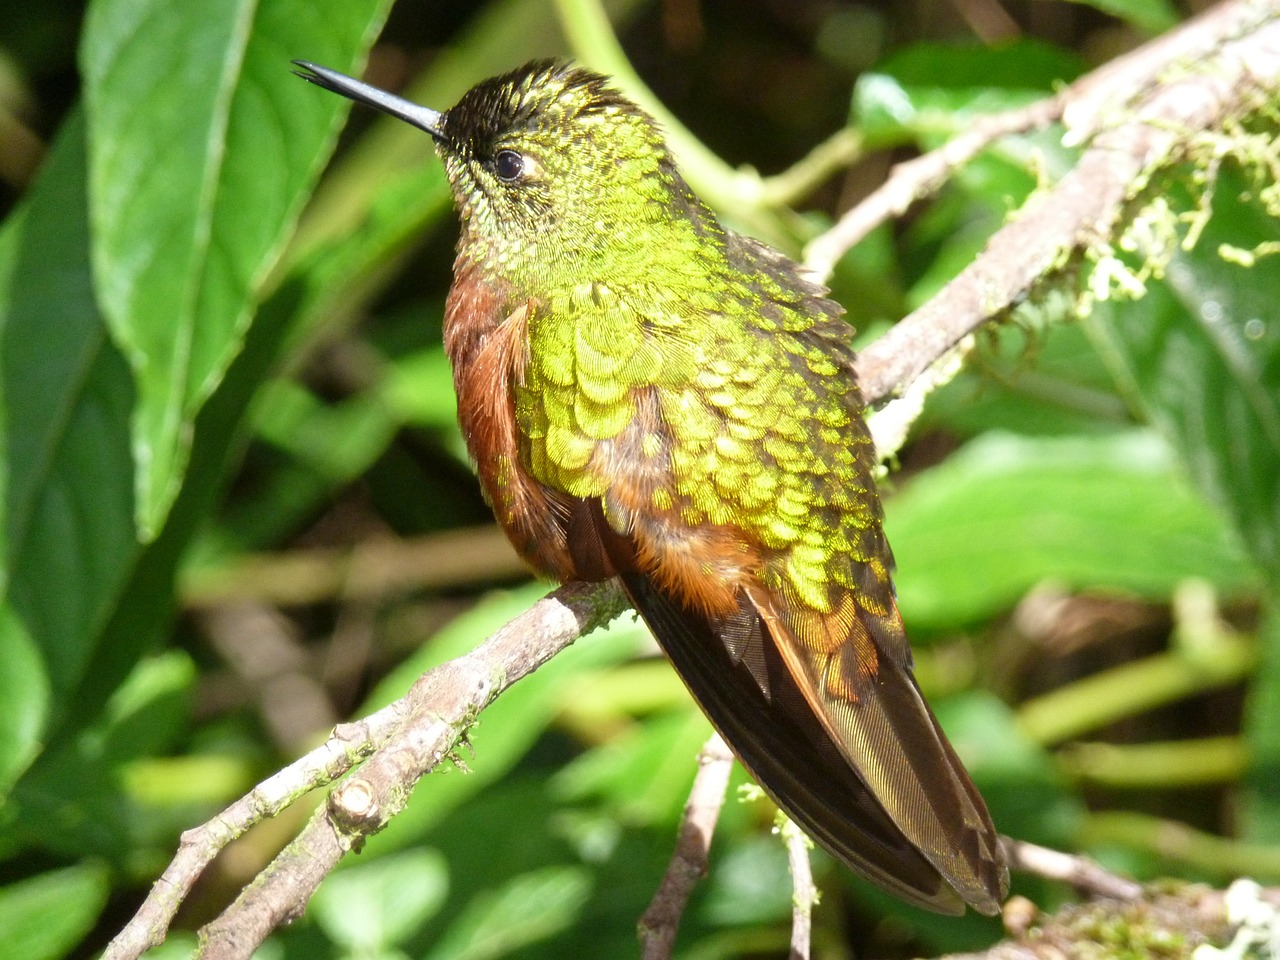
[516, 223, 885, 620]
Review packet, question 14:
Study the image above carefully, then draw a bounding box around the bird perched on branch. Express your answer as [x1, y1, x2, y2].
[295, 57, 1008, 915]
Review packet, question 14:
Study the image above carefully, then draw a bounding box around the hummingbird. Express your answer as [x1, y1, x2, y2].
[295, 58, 1008, 915]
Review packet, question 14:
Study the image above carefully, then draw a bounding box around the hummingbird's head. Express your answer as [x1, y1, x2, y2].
[296, 59, 720, 286]
[436, 60, 721, 282]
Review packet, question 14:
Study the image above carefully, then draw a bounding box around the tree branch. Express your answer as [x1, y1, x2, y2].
[842, 0, 1280, 409]
[783, 819, 818, 960]
[1001, 837, 1144, 902]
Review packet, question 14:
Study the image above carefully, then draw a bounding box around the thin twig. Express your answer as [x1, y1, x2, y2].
[638, 733, 736, 960]
[804, 95, 1065, 282]
[759, 127, 867, 208]
[182, 525, 526, 609]
[783, 820, 818, 960]
[1001, 836, 1144, 901]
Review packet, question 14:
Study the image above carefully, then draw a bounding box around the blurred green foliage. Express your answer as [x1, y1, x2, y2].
[0, 0, 1277, 957]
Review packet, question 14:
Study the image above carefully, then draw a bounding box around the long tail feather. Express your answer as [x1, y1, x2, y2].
[620, 572, 1007, 914]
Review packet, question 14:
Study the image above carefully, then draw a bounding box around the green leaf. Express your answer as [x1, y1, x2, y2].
[0, 114, 138, 715]
[311, 849, 449, 952]
[96, 649, 196, 764]
[79, 0, 394, 538]
[382, 347, 463, 442]
[0, 0, 390, 809]
[0, 604, 50, 795]
[885, 431, 1259, 632]
[0, 864, 110, 960]
[923, 319, 1133, 438]
[853, 39, 1084, 143]
[5, 653, 197, 864]
[554, 707, 711, 825]
[702, 838, 792, 926]
[1086, 168, 1280, 585]
[426, 867, 592, 960]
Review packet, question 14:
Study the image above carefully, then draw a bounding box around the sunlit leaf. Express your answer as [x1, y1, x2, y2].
[853, 39, 1084, 143]
[1087, 168, 1280, 583]
[886, 431, 1259, 632]
[923, 320, 1133, 438]
[311, 849, 449, 952]
[0, 605, 49, 794]
[80, 0, 394, 538]
[0, 115, 137, 719]
[426, 867, 592, 960]
[553, 707, 710, 825]
[0, 864, 110, 960]
[1244, 599, 1280, 843]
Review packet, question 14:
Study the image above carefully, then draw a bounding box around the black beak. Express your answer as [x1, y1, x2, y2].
[293, 60, 447, 142]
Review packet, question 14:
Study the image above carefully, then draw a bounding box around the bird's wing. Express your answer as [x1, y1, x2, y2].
[746, 578, 1007, 912]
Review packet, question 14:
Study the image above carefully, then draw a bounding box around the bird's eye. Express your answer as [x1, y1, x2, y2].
[493, 149, 525, 182]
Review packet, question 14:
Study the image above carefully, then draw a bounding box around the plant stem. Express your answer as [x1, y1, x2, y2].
[1060, 736, 1248, 788]
[1017, 635, 1256, 747]
[1082, 811, 1280, 880]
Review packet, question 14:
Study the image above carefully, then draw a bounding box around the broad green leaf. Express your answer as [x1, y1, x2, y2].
[553, 707, 711, 825]
[1086, 168, 1280, 584]
[0, 864, 110, 960]
[412, 774, 688, 960]
[6, 652, 196, 864]
[253, 379, 399, 484]
[202, 378, 403, 550]
[382, 347, 463, 442]
[80, 0, 394, 539]
[96, 649, 196, 764]
[853, 40, 1084, 143]
[702, 838, 793, 926]
[0, 114, 138, 716]
[0, 605, 48, 794]
[426, 867, 592, 960]
[885, 431, 1259, 632]
[311, 849, 449, 952]
[1, 0, 392, 788]
[924, 320, 1133, 438]
[1085, 163, 1280, 843]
